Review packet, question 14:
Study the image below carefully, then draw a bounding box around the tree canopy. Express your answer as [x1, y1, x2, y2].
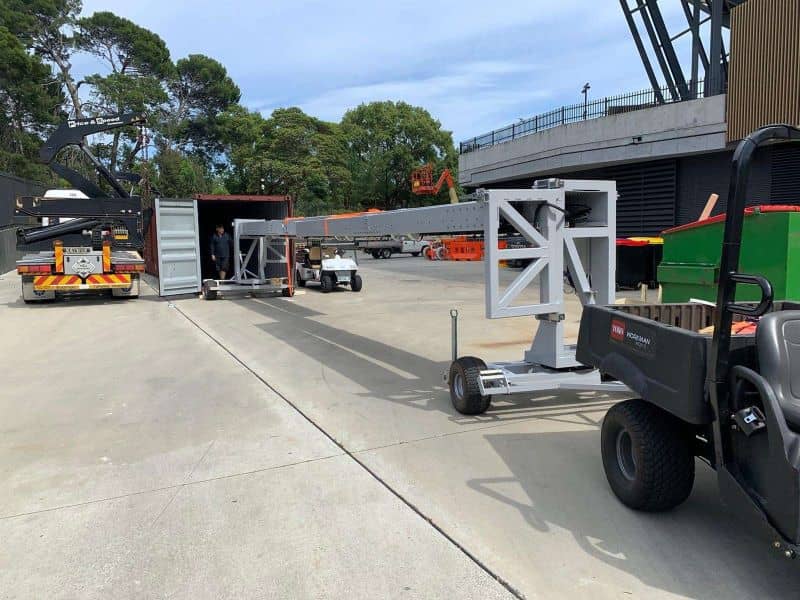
[0, 3, 459, 216]
[343, 101, 457, 210]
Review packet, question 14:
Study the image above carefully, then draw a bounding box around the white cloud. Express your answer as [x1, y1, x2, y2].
[76, 1, 668, 140]
[250, 60, 552, 140]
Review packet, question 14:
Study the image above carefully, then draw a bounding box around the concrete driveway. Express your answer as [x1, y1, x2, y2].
[2, 258, 799, 599]
[0, 268, 510, 600]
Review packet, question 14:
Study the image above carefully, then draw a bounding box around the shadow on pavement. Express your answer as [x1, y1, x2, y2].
[234, 296, 622, 425]
[1, 293, 164, 309]
[469, 427, 800, 598]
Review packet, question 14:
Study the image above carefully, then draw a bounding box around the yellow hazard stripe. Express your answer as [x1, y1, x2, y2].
[34, 275, 81, 290]
[102, 243, 111, 272]
[34, 274, 133, 290]
[85, 274, 132, 288]
[54, 242, 64, 273]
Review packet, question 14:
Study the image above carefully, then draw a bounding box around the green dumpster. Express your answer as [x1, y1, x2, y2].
[659, 205, 800, 303]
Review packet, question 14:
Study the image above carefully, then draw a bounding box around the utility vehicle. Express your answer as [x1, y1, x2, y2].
[359, 235, 429, 259]
[296, 240, 362, 293]
[576, 125, 800, 557]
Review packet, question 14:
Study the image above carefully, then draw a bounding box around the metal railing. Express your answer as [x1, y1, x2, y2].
[459, 81, 707, 154]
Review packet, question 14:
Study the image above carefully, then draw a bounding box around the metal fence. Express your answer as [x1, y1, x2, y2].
[1, 173, 44, 274]
[459, 82, 707, 154]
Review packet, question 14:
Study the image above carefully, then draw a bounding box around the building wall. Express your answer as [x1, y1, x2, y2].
[458, 95, 728, 187]
[482, 146, 798, 237]
[727, 0, 800, 141]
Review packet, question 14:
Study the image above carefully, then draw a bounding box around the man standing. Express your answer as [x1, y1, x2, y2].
[210, 223, 232, 280]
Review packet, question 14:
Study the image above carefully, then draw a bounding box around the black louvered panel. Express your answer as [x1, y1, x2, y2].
[606, 160, 677, 237]
[771, 145, 800, 203]
[675, 150, 770, 226]
[677, 152, 732, 225]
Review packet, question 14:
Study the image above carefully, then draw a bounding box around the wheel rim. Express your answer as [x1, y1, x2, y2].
[616, 429, 637, 481]
[453, 372, 464, 399]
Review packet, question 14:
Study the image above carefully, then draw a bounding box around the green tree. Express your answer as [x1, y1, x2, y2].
[220, 106, 352, 215]
[76, 11, 173, 172]
[0, 23, 63, 180]
[341, 101, 457, 210]
[152, 145, 211, 197]
[4, 0, 84, 118]
[163, 54, 241, 168]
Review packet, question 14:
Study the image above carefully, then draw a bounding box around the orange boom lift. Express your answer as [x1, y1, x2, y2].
[410, 164, 459, 204]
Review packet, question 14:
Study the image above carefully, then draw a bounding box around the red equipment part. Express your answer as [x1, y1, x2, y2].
[411, 164, 459, 203]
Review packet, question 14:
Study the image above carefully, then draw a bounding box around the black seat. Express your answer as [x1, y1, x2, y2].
[756, 311, 800, 428]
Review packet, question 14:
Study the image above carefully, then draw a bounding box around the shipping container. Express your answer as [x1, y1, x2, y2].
[144, 194, 293, 296]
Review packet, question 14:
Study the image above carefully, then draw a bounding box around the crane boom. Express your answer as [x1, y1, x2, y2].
[39, 113, 146, 199]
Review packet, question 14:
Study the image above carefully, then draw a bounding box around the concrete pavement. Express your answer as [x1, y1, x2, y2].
[175, 256, 800, 599]
[3, 256, 800, 599]
[0, 268, 512, 600]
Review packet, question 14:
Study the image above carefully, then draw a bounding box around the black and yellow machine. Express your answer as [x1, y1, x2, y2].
[13, 114, 148, 302]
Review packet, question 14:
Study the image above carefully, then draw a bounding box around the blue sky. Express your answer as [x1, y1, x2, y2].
[77, 0, 688, 143]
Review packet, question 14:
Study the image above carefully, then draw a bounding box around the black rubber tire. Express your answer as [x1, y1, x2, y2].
[411, 252, 420, 257]
[371, 251, 379, 259]
[449, 356, 491, 415]
[320, 274, 334, 293]
[601, 399, 695, 512]
[380, 248, 392, 259]
[282, 286, 294, 297]
[350, 274, 363, 292]
[296, 272, 306, 287]
[202, 287, 218, 301]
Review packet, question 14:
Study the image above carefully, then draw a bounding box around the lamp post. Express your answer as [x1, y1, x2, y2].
[582, 82, 591, 119]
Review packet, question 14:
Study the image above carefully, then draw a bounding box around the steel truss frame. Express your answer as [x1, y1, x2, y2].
[619, 0, 740, 101]
[202, 219, 291, 297]
[235, 179, 628, 396]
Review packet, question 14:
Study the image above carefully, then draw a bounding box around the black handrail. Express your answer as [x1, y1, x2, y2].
[459, 81, 707, 154]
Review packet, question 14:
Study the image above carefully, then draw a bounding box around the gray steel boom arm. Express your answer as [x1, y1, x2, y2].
[238, 199, 489, 238]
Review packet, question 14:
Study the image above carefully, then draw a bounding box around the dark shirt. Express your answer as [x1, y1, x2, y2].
[210, 232, 232, 259]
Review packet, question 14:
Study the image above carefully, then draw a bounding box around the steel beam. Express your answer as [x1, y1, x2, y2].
[645, 0, 691, 100]
[707, 0, 725, 96]
[620, 0, 666, 103]
[634, 0, 680, 100]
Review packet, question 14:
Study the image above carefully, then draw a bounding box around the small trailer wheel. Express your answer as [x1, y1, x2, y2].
[601, 399, 695, 512]
[449, 356, 491, 415]
[202, 281, 218, 300]
[320, 274, 334, 293]
[350, 274, 363, 292]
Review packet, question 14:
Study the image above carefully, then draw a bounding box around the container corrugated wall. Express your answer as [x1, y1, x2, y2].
[727, 0, 800, 142]
[144, 195, 294, 282]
